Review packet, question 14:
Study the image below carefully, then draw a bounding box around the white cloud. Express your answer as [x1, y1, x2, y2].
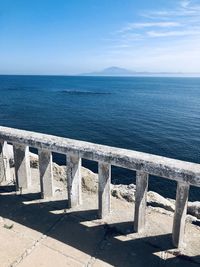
[116, 0, 200, 40]
[180, 0, 191, 8]
[119, 22, 181, 33]
[141, 1, 200, 19]
[147, 29, 200, 37]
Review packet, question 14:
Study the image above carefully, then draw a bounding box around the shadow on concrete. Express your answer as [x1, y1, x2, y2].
[0, 185, 15, 193]
[0, 185, 199, 267]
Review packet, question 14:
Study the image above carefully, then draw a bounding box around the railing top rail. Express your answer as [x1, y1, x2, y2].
[0, 126, 200, 187]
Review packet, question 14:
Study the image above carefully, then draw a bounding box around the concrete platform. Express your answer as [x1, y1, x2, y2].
[0, 169, 200, 267]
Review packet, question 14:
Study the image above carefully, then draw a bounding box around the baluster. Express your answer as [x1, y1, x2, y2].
[0, 140, 5, 183]
[2, 141, 11, 182]
[172, 181, 189, 248]
[13, 144, 31, 190]
[134, 171, 149, 232]
[0, 141, 11, 183]
[66, 153, 82, 208]
[38, 149, 54, 198]
[98, 162, 111, 218]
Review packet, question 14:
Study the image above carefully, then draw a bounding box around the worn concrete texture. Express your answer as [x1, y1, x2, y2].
[0, 167, 200, 267]
[1, 126, 200, 186]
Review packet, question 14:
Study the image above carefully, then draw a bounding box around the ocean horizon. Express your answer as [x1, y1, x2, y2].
[0, 75, 200, 200]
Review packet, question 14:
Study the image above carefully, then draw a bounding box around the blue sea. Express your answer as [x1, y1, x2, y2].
[0, 75, 200, 200]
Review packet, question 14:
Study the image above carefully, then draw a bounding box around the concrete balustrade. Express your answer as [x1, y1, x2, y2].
[0, 126, 200, 248]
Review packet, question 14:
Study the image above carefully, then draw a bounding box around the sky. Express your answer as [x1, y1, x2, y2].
[0, 0, 200, 75]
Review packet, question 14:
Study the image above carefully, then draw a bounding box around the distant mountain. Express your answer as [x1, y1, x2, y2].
[82, 66, 136, 76]
[80, 66, 200, 77]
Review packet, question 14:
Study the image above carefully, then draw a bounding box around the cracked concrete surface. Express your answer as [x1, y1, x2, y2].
[0, 168, 200, 267]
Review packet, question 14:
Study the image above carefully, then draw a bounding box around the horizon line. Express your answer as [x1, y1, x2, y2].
[1, 72, 200, 78]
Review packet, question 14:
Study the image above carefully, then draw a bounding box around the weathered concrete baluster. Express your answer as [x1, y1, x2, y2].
[0, 140, 5, 183]
[13, 144, 31, 190]
[0, 141, 11, 183]
[98, 162, 111, 218]
[38, 149, 54, 198]
[2, 141, 11, 182]
[66, 153, 82, 208]
[172, 182, 189, 248]
[134, 171, 149, 232]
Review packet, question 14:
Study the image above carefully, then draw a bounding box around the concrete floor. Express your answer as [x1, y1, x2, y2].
[0, 169, 200, 267]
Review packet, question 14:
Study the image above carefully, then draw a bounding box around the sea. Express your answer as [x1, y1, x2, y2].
[0, 75, 200, 200]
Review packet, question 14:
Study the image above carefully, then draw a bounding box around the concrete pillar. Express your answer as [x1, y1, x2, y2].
[66, 153, 82, 208]
[98, 162, 111, 218]
[38, 149, 54, 198]
[13, 144, 31, 190]
[2, 141, 11, 182]
[0, 141, 11, 183]
[0, 141, 5, 183]
[134, 171, 149, 232]
[172, 182, 189, 248]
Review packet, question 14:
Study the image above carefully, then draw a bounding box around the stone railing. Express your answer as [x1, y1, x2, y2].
[0, 126, 200, 248]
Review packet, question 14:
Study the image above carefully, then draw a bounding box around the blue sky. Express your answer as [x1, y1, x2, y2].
[0, 0, 200, 74]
